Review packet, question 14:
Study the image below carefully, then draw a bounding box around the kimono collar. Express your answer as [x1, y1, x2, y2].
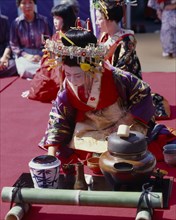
[66, 66, 119, 121]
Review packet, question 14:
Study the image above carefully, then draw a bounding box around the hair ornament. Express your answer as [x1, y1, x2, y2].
[86, 18, 91, 32]
[45, 31, 107, 70]
[93, 0, 137, 7]
[76, 17, 82, 29]
[70, 17, 92, 32]
[59, 31, 75, 45]
[80, 63, 91, 72]
[98, 1, 109, 19]
[93, 0, 137, 19]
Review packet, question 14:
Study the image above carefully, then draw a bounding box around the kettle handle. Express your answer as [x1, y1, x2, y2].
[114, 162, 133, 172]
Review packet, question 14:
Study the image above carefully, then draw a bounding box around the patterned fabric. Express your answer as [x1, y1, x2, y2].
[112, 68, 155, 122]
[148, 0, 176, 56]
[10, 12, 50, 78]
[100, 29, 142, 79]
[160, 10, 176, 55]
[152, 93, 171, 119]
[10, 13, 50, 57]
[148, 0, 176, 9]
[39, 92, 77, 149]
[39, 67, 155, 152]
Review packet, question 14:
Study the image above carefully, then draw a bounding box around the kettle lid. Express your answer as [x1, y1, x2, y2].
[108, 125, 147, 154]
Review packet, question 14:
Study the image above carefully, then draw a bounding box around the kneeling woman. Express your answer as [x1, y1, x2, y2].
[39, 28, 155, 164]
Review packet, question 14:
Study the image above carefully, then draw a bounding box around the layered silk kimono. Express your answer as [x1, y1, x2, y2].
[39, 66, 155, 162]
[100, 29, 142, 79]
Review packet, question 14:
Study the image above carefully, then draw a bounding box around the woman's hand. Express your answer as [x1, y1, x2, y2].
[32, 54, 42, 63]
[22, 52, 41, 63]
[48, 146, 59, 156]
[0, 57, 9, 71]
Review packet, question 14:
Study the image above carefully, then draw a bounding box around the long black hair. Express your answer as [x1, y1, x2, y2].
[106, 6, 123, 23]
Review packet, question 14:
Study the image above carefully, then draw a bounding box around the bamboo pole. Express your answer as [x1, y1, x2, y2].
[1, 187, 163, 208]
[5, 203, 30, 220]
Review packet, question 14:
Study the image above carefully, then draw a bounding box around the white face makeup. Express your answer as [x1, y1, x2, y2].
[95, 10, 108, 33]
[64, 65, 85, 87]
[53, 16, 63, 31]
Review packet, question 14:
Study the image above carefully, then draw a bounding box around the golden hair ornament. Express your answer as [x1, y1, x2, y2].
[93, 0, 137, 11]
[45, 31, 107, 69]
[80, 63, 91, 72]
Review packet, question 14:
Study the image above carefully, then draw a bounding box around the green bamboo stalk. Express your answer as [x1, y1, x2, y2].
[1, 187, 163, 208]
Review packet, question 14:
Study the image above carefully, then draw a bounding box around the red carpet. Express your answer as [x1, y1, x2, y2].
[0, 72, 176, 220]
[143, 72, 176, 129]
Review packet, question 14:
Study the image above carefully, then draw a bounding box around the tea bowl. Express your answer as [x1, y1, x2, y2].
[87, 157, 102, 174]
[163, 144, 176, 166]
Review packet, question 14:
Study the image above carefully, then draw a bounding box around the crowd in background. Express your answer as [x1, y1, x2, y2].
[2, 0, 175, 79]
[0, 0, 176, 174]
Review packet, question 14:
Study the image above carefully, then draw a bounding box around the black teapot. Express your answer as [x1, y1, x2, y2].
[99, 125, 156, 188]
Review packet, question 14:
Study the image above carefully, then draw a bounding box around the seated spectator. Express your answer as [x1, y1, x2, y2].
[10, 0, 51, 79]
[22, 2, 77, 102]
[0, 14, 17, 78]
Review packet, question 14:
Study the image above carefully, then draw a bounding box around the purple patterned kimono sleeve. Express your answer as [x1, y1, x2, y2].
[113, 69, 155, 124]
[125, 73, 155, 123]
[39, 90, 77, 150]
